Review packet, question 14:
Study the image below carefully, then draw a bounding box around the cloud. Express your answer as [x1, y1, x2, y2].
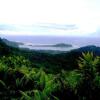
[36, 23, 78, 30]
[90, 28, 100, 37]
[0, 24, 17, 31]
[0, 23, 78, 32]
[0, 23, 96, 37]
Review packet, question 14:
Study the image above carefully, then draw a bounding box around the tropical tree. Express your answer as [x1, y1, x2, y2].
[77, 52, 100, 100]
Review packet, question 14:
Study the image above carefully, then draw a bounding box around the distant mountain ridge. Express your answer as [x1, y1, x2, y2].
[2, 39, 19, 47]
[73, 45, 100, 56]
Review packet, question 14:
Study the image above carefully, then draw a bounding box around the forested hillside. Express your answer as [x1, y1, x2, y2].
[0, 38, 100, 100]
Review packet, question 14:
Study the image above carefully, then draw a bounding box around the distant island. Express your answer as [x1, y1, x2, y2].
[52, 43, 72, 47]
[25, 43, 72, 48]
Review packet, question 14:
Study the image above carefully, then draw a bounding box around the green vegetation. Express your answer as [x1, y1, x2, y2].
[0, 52, 100, 100]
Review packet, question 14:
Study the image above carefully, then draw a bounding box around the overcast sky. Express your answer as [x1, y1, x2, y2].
[0, 0, 100, 36]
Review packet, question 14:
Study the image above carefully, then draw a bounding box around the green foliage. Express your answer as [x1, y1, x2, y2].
[0, 52, 100, 100]
[78, 52, 99, 73]
[33, 90, 40, 100]
[0, 55, 60, 99]
[64, 70, 82, 90]
[94, 75, 100, 87]
[0, 55, 31, 68]
[15, 77, 25, 88]
[0, 80, 7, 88]
[20, 91, 32, 100]
[77, 52, 100, 99]
[33, 69, 61, 99]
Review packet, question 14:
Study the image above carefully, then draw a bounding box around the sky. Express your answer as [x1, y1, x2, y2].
[0, 0, 100, 36]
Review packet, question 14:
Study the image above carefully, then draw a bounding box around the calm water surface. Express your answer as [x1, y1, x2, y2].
[1, 35, 100, 51]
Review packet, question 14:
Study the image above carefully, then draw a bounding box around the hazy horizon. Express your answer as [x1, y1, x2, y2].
[1, 35, 100, 47]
